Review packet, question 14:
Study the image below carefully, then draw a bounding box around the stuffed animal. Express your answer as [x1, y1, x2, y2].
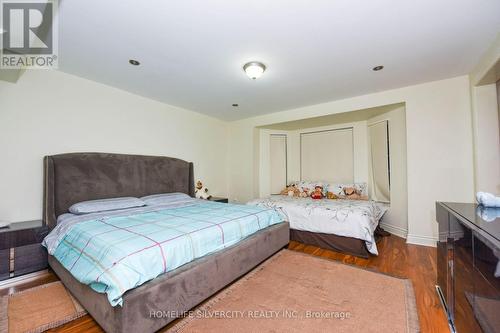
[311, 185, 324, 199]
[300, 187, 311, 197]
[280, 184, 300, 197]
[326, 191, 338, 199]
[476, 192, 500, 208]
[342, 187, 367, 200]
[195, 180, 212, 200]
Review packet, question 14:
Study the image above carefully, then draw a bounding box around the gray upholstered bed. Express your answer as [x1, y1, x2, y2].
[43, 153, 289, 333]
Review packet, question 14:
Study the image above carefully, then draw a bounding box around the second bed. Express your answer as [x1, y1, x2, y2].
[248, 195, 388, 258]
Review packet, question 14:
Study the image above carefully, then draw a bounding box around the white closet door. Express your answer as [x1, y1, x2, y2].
[369, 121, 390, 202]
[300, 128, 354, 182]
[270, 135, 287, 194]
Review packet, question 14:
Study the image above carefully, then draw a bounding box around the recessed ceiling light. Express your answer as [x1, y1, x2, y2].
[372, 65, 384, 71]
[243, 62, 266, 80]
[129, 59, 140, 66]
[232, 103, 239, 107]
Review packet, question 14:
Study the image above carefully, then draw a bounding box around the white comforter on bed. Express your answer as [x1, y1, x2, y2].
[247, 195, 388, 255]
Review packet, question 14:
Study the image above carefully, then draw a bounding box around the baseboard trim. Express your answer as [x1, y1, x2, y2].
[380, 222, 407, 239]
[406, 234, 437, 247]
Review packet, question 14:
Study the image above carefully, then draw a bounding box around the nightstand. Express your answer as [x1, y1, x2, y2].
[0, 220, 49, 281]
[208, 197, 229, 203]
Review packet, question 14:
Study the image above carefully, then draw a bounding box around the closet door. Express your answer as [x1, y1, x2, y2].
[300, 128, 354, 182]
[269, 135, 287, 194]
[369, 121, 390, 202]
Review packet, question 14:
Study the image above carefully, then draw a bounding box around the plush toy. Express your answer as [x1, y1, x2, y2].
[326, 191, 338, 199]
[195, 180, 212, 200]
[343, 187, 358, 197]
[280, 184, 300, 197]
[300, 187, 311, 198]
[342, 187, 368, 200]
[311, 185, 324, 199]
[476, 192, 500, 208]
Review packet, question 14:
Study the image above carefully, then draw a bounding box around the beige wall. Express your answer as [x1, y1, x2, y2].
[229, 76, 474, 246]
[0, 70, 229, 223]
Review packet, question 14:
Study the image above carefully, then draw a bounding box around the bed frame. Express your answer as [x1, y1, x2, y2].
[290, 229, 370, 258]
[43, 153, 289, 333]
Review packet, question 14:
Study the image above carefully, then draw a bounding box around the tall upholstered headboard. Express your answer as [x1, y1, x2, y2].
[43, 153, 194, 229]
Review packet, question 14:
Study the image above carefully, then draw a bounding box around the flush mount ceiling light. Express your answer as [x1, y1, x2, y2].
[372, 65, 384, 71]
[129, 59, 140, 66]
[243, 61, 266, 80]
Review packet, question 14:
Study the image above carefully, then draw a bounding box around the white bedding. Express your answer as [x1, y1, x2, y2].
[247, 195, 388, 255]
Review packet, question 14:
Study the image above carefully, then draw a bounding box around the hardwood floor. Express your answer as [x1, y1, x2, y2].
[0, 235, 450, 333]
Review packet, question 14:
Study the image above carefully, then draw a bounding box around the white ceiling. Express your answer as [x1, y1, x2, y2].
[58, 0, 500, 121]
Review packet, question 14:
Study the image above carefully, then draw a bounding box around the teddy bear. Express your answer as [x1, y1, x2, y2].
[326, 191, 338, 199]
[342, 187, 367, 200]
[195, 180, 212, 200]
[299, 187, 310, 198]
[311, 185, 324, 199]
[280, 184, 300, 197]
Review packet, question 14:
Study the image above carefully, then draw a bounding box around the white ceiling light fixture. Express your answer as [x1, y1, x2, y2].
[243, 61, 266, 80]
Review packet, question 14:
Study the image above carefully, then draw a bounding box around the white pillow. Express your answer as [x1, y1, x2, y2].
[140, 192, 191, 206]
[69, 197, 145, 215]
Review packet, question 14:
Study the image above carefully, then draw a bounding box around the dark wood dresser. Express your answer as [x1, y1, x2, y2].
[436, 202, 500, 333]
[0, 220, 49, 281]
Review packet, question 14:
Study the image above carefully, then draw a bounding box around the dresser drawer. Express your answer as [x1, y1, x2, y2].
[13, 243, 48, 276]
[0, 249, 9, 280]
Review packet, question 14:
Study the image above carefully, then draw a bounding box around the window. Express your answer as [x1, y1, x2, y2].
[269, 135, 287, 194]
[368, 121, 390, 202]
[300, 128, 354, 182]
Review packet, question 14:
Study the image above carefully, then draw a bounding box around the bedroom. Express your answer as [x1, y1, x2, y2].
[0, 1, 499, 333]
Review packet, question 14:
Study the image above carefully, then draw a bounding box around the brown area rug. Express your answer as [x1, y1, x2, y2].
[0, 281, 86, 333]
[168, 250, 419, 333]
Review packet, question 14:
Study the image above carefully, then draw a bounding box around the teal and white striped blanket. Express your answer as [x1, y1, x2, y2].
[43, 198, 283, 306]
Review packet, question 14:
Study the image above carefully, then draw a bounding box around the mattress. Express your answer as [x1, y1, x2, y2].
[247, 195, 388, 255]
[43, 198, 283, 306]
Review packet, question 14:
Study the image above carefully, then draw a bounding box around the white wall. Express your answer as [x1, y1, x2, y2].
[229, 76, 475, 247]
[0, 70, 229, 223]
